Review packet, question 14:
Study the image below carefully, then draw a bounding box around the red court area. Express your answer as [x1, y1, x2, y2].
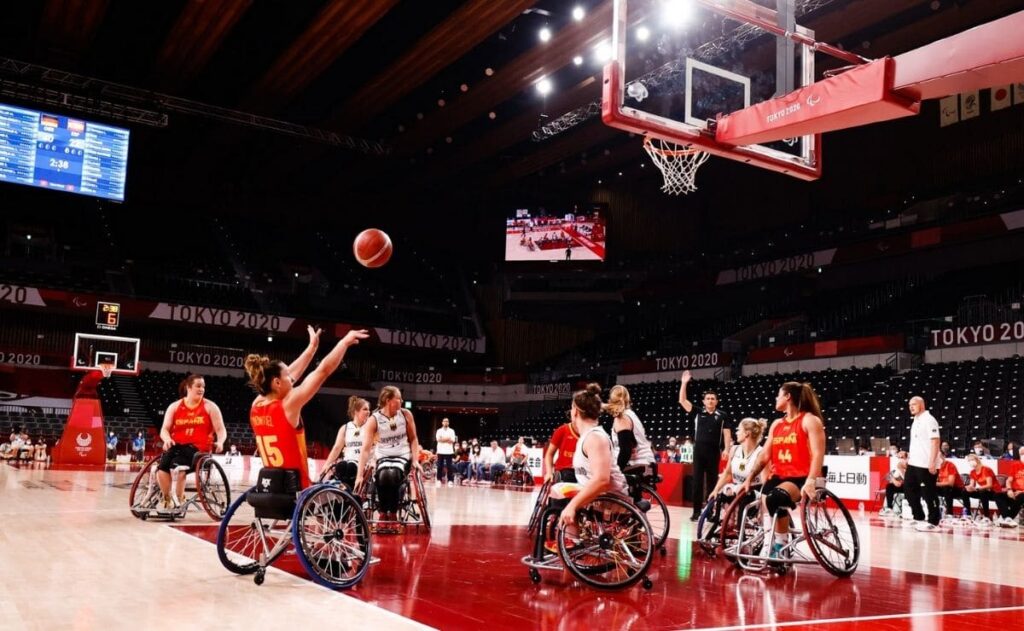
[176, 523, 1024, 630]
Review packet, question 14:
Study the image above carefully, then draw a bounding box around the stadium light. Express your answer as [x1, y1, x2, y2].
[536, 78, 553, 96]
[539, 27, 552, 43]
[572, 6, 585, 21]
[662, 0, 693, 28]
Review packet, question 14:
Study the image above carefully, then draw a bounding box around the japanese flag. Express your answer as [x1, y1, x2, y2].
[939, 95, 959, 127]
[960, 91, 980, 120]
[991, 86, 1012, 111]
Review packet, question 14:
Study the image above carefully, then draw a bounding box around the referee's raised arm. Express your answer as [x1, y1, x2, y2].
[678, 370, 694, 414]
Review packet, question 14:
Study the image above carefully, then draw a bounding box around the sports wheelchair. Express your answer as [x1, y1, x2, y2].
[695, 487, 761, 560]
[721, 477, 860, 578]
[358, 457, 431, 534]
[496, 457, 534, 487]
[623, 466, 670, 554]
[522, 491, 655, 590]
[129, 451, 229, 521]
[216, 468, 373, 589]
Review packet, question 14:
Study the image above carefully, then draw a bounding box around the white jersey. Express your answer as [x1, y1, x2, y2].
[729, 444, 763, 485]
[611, 409, 655, 466]
[573, 425, 628, 494]
[342, 421, 364, 462]
[373, 410, 411, 460]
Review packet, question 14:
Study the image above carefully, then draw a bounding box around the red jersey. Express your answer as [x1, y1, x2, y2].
[938, 461, 964, 488]
[170, 398, 214, 451]
[550, 423, 579, 470]
[251, 399, 310, 489]
[769, 413, 811, 478]
[1009, 461, 1024, 492]
[969, 466, 1001, 492]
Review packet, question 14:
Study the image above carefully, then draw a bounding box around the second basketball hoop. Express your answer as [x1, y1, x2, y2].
[643, 137, 710, 196]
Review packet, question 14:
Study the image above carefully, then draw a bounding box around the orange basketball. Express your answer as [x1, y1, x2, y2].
[353, 228, 392, 268]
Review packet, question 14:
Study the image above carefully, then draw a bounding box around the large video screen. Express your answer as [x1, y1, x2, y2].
[0, 102, 129, 201]
[505, 204, 607, 262]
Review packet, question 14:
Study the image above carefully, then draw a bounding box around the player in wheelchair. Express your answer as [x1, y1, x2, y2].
[129, 373, 229, 521]
[498, 437, 533, 486]
[216, 326, 374, 588]
[522, 384, 655, 590]
[726, 382, 860, 577]
[695, 417, 768, 556]
[607, 385, 670, 553]
[355, 386, 430, 533]
[320, 395, 371, 490]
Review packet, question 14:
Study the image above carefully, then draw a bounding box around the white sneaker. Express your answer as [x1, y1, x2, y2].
[447, 481, 454, 487]
[914, 522, 939, 532]
[879, 507, 892, 516]
[435, 480, 442, 488]
[1000, 517, 1019, 528]
[973, 516, 992, 528]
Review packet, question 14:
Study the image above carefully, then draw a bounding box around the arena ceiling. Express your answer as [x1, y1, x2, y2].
[0, 0, 1022, 212]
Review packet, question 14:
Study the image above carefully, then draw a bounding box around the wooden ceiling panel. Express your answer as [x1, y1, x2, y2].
[248, 0, 399, 112]
[327, 0, 539, 132]
[153, 0, 254, 90]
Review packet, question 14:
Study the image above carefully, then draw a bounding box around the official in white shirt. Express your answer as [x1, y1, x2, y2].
[435, 418, 457, 487]
[906, 396, 942, 532]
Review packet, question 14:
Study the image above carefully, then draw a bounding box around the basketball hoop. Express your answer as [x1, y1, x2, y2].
[99, 363, 114, 378]
[643, 137, 711, 195]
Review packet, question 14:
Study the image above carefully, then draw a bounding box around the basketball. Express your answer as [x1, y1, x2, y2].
[353, 228, 392, 268]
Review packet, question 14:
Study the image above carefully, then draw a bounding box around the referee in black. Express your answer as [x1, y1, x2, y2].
[679, 370, 733, 521]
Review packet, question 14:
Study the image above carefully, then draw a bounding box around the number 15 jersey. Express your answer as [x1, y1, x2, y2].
[251, 399, 310, 489]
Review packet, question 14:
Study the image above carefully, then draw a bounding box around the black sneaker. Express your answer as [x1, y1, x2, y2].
[690, 512, 701, 522]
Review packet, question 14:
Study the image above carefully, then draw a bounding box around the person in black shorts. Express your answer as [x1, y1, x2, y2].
[679, 370, 733, 521]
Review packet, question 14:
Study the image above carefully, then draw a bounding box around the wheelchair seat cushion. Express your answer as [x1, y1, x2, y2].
[247, 468, 300, 520]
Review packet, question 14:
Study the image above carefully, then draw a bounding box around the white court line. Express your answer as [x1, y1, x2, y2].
[694, 604, 1024, 630]
[163, 524, 437, 631]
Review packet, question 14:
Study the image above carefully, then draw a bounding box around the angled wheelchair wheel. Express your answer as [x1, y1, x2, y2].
[638, 484, 670, 551]
[802, 489, 860, 577]
[196, 456, 231, 521]
[216, 489, 262, 575]
[694, 498, 720, 557]
[413, 469, 431, 531]
[293, 486, 373, 589]
[527, 479, 553, 537]
[559, 495, 654, 589]
[128, 456, 162, 519]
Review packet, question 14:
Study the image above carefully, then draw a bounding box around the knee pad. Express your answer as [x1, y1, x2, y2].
[765, 487, 796, 517]
[375, 465, 405, 489]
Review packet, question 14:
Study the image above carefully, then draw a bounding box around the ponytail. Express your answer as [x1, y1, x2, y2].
[780, 381, 824, 422]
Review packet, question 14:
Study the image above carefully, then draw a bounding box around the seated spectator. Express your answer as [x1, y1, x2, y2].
[940, 441, 954, 458]
[879, 451, 908, 516]
[660, 437, 681, 463]
[469, 444, 484, 482]
[106, 431, 118, 462]
[132, 431, 145, 463]
[1001, 441, 1020, 461]
[33, 439, 47, 462]
[964, 453, 1001, 525]
[228, 444, 240, 457]
[18, 434, 33, 460]
[483, 440, 506, 481]
[935, 452, 969, 521]
[970, 440, 989, 457]
[887, 444, 900, 458]
[995, 445, 1024, 527]
[454, 441, 471, 481]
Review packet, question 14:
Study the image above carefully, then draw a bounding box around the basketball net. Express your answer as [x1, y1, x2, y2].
[643, 137, 711, 196]
[99, 363, 114, 378]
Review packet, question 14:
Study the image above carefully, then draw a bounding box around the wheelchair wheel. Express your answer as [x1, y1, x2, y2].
[802, 489, 860, 577]
[638, 484, 670, 551]
[196, 456, 231, 521]
[129, 456, 162, 519]
[527, 479, 553, 537]
[293, 486, 373, 589]
[558, 495, 654, 589]
[412, 469, 431, 531]
[216, 489, 262, 575]
[694, 499, 720, 556]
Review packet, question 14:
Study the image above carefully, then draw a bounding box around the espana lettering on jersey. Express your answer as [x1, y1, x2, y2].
[930, 321, 1024, 348]
[148, 303, 295, 333]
